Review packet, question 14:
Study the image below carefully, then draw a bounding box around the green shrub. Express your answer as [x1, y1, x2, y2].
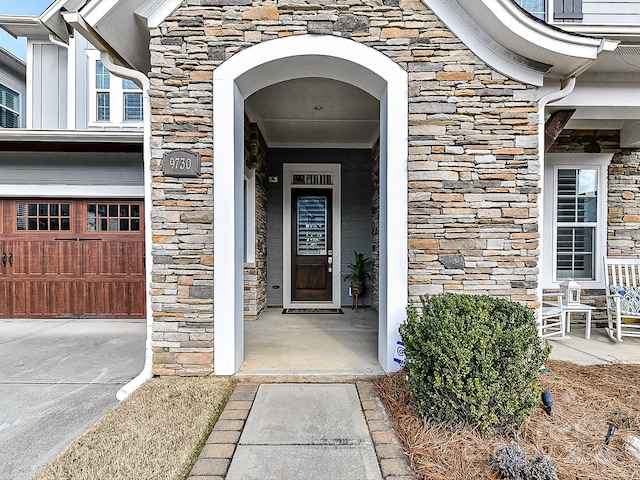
[400, 293, 550, 435]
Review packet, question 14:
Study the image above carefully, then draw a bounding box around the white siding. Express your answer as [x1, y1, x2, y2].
[31, 43, 67, 129]
[573, 1, 640, 24]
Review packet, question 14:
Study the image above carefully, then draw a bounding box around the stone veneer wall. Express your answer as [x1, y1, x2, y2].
[548, 129, 640, 318]
[149, 0, 540, 375]
[371, 140, 380, 312]
[244, 122, 268, 320]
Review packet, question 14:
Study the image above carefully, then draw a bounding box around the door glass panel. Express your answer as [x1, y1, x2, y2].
[297, 196, 327, 255]
[86, 202, 142, 232]
[17, 202, 71, 231]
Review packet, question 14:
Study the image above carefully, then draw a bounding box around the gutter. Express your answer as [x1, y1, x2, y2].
[99, 51, 154, 401]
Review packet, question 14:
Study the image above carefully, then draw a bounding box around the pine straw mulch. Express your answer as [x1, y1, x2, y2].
[375, 360, 640, 480]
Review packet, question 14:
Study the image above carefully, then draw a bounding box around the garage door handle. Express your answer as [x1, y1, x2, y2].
[8, 252, 12, 267]
[1, 252, 5, 267]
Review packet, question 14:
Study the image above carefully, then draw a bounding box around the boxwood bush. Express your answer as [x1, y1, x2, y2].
[400, 293, 549, 435]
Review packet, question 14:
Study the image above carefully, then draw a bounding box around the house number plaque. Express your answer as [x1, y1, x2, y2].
[163, 150, 201, 177]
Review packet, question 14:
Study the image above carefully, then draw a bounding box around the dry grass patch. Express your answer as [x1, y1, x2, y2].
[377, 360, 640, 480]
[33, 376, 235, 480]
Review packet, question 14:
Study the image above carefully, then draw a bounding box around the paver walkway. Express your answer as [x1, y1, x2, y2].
[188, 382, 414, 480]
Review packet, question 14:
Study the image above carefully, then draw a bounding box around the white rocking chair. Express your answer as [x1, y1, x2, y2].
[539, 293, 566, 339]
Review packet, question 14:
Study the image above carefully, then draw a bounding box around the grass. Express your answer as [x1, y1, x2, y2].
[376, 360, 640, 480]
[32, 376, 236, 480]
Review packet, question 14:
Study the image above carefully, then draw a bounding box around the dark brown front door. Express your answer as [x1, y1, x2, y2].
[0, 199, 145, 318]
[291, 189, 332, 302]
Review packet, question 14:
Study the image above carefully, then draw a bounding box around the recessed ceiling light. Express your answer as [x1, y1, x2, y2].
[313, 105, 323, 110]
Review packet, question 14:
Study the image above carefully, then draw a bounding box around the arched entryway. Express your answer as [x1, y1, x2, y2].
[213, 35, 408, 374]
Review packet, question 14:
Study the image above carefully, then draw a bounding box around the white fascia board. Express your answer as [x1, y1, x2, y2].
[553, 82, 640, 108]
[135, 0, 183, 29]
[79, 0, 119, 27]
[425, 0, 617, 85]
[0, 129, 142, 143]
[475, 0, 614, 58]
[0, 185, 144, 198]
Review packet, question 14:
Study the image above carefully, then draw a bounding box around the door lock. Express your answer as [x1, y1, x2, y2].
[8, 252, 12, 267]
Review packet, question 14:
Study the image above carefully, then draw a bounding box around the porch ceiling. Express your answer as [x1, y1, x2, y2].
[244, 78, 380, 149]
[547, 49, 640, 147]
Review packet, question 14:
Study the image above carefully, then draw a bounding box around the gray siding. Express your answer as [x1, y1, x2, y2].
[32, 44, 67, 129]
[0, 152, 143, 187]
[0, 63, 26, 128]
[266, 149, 374, 307]
[573, 1, 640, 23]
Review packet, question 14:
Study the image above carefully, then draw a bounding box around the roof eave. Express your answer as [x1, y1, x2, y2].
[424, 0, 619, 85]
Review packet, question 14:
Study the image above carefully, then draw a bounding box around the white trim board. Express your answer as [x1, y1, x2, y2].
[213, 35, 408, 375]
[283, 163, 341, 310]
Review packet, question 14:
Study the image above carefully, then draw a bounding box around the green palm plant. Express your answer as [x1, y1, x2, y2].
[343, 251, 372, 290]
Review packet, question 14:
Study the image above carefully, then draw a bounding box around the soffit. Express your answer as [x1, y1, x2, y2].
[0, 15, 50, 41]
[245, 78, 380, 149]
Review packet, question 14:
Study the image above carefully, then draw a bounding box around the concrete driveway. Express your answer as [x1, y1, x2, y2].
[0, 319, 146, 480]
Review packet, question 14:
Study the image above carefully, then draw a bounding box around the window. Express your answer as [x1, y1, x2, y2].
[0, 84, 20, 128]
[543, 155, 610, 287]
[96, 60, 110, 121]
[555, 169, 597, 280]
[16, 203, 71, 231]
[515, 0, 546, 20]
[123, 79, 143, 121]
[87, 203, 141, 232]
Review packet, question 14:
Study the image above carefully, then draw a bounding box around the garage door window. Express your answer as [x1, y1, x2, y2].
[16, 203, 71, 231]
[87, 203, 141, 232]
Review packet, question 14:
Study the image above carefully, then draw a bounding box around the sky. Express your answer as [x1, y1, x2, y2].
[0, 0, 54, 60]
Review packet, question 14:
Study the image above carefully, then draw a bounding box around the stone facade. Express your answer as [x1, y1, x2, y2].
[244, 121, 268, 321]
[148, 0, 540, 374]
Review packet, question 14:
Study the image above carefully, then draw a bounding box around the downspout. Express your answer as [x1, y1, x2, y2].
[536, 76, 576, 308]
[98, 51, 154, 401]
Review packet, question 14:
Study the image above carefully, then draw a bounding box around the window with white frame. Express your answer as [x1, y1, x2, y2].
[96, 60, 110, 121]
[514, 0, 545, 20]
[543, 154, 611, 288]
[88, 53, 143, 126]
[0, 84, 20, 128]
[123, 79, 143, 121]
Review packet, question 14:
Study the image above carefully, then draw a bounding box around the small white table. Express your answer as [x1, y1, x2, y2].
[563, 303, 597, 339]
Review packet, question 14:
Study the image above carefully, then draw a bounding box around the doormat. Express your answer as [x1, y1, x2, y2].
[282, 308, 344, 314]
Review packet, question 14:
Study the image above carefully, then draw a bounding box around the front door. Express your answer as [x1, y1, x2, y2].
[291, 189, 332, 302]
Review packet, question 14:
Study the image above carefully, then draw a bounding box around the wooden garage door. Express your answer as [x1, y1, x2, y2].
[0, 199, 145, 318]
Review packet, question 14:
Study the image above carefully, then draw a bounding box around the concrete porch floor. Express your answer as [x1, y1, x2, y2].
[237, 309, 640, 381]
[548, 324, 640, 364]
[237, 307, 385, 380]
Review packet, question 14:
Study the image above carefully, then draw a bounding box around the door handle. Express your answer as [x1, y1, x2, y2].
[1, 252, 5, 268]
[8, 252, 12, 267]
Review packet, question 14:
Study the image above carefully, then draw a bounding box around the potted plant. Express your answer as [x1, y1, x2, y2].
[343, 251, 372, 296]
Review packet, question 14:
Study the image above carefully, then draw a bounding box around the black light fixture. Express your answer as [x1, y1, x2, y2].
[605, 421, 619, 445]
[541, 390, 553, 416]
